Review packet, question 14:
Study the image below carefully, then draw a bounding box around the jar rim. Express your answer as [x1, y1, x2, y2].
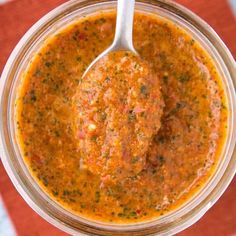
[0, 0, 236, 235]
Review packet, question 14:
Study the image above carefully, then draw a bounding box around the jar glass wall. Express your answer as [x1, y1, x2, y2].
[0, 0, 235, 235]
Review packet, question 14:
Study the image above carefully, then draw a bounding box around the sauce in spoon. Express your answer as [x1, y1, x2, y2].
[73, 51, 163, 183]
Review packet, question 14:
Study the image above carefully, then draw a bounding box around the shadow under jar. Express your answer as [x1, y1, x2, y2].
[0, 0, 236, 235]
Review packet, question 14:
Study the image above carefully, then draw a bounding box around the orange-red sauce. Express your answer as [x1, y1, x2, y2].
[15, 11, 228, 223]
[74, 51, 163, 182]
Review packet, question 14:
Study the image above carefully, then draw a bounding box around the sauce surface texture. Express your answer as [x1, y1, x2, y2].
[16, 11, 228, 223]
[74, 51, 163, 182]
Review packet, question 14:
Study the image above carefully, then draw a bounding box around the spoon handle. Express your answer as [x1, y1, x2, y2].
[112, 0, 136, 52]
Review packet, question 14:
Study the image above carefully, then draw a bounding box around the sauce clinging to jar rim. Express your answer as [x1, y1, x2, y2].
[15, 11, 228, 223]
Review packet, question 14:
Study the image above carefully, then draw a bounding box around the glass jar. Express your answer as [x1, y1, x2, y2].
[0, 0, 235, 235]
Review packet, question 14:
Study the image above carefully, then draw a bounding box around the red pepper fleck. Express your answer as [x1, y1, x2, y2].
[78, 130, 86, 139]
[136, 209, 141, 214]
[78, 33, 87, 41]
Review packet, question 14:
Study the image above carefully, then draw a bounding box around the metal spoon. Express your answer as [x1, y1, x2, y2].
[82, 0, 137, 78]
